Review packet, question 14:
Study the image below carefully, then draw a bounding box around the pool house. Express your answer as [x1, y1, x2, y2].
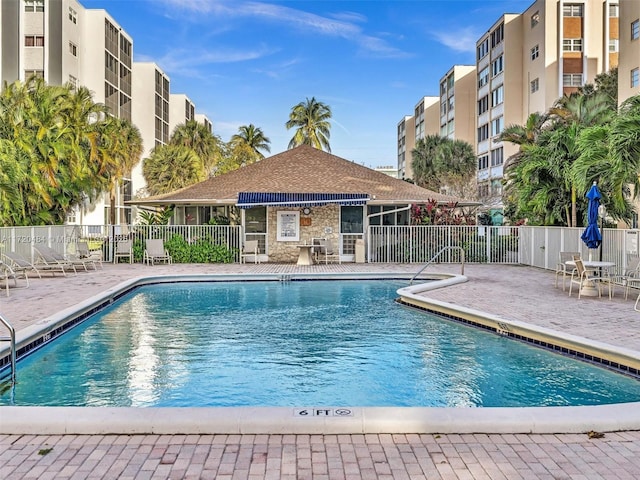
[132, 145, 476, 263]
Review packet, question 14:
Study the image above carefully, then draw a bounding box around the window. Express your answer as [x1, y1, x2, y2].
[440, 81, 446, 96]
[276, 211, 300, 242]
[491, 23, 504, 48]
[632, 20, 639, 41]
[478, 155, 489, 170]
[491, 85, 504, 106]
[531, 78, 539, 93]
[68, 7, 77, 23]
[563, 73, 583, 86]
[478, 66, 489, 88]
[531, 11, 540, 28]
[477, 38, 489, 60]
[447, 96, 454, 112]
[25, 35, 44, 47]
[477, 95, 489, 115]
[632, 68, 639, 88]
[563, 4, 583, 17]
[68, 75, 78, 90]
[491, 55, 504, 76]
[491, 117, 504, 137]
[531, 45, 539, 60]
[563, 38, 583, 51]
[478, 124, 489, 142]
[440, 101, 447, 116]
[478, 184, 489, 197]
[24, 0, 44, 12]
[609, 39, 619, 52]
[491, 147, 504, 166]
[24, 70, 43, 79]
[69, 42, 77, 56]
[609, 4, 619, 17]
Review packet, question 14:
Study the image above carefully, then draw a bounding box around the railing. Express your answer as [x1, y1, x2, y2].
[0, 314, 16, 384]
[1, 224, 638, 271]
[410, 246, 465, 285]
[0, 224, 242, 263]
[368, 225, 519, 264]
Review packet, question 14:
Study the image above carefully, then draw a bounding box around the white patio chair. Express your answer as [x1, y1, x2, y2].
[240, 240, 259, 264]
[113, 239, 133, 264]
[144, 239, 172, 266]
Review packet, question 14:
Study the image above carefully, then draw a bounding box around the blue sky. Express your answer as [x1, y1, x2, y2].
[84, 0, 532, 167]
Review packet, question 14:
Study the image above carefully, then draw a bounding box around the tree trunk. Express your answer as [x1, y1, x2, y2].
[571, 185, 577, 227]
[109, 182, 117, 225]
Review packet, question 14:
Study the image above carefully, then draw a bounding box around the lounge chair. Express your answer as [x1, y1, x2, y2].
[0, 260, 26, 296]
[113, 239, 133, 263]
[34, 245, 79, 275]
[2, 251, 42, 278]
[315, 238, 341, 264]
[40, 244, 97, 272]
[569, 257, 612, 299]
[555, 251, 581, 291]
[77, 241, 103, 269]
[144, 239, 172, 266]
[240, 240, 259, 264]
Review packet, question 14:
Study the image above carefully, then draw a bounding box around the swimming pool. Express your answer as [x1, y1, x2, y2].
[3, 280, 640, 408]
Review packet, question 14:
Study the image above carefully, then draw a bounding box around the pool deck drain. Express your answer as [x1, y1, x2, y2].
[1, 263, 640, 479]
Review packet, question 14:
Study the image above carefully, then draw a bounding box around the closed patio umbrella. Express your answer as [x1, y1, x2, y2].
[581, 182, 602, 256]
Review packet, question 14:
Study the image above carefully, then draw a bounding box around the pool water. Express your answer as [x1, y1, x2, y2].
[3, 280, 640, 407]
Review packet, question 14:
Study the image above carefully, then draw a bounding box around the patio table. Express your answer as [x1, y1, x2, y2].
[296, 245, 315, 266]
[565, 260, 616, 297]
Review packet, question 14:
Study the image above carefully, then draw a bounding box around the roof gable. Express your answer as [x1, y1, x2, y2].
[137, 145, 475, 206]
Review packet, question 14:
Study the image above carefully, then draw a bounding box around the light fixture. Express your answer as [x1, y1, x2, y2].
[302, 207, 311, 215]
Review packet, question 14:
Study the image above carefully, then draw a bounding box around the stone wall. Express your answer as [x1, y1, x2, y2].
[267, 205, 340, 262]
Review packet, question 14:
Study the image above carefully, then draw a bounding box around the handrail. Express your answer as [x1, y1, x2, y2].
[0, 314, 16, 384]
[409, 246, 465, 285]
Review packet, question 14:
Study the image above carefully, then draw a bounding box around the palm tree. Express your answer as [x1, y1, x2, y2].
[548, 92, 613, 226]
[97, 116, 143, 224]
[285, 97, 332, 152]
[142, 144, 206, 196]
[573, 95, 640, 224]
[170, 120, 223, 173]
[411, 135, 447, 190]
[411, 135, 475, 193]
[230, 124, 271, 159]
[499, 112, 549, 172]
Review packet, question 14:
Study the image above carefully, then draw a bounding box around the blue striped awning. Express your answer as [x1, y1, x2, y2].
[237, 192, 370, 209]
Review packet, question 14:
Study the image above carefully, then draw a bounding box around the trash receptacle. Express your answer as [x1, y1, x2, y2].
[355, 239, 365, 263]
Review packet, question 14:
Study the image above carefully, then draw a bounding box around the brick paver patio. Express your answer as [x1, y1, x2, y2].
[1, 263, 639, 479]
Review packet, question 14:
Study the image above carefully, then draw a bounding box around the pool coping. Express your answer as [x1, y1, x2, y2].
[2, 273, 640, 435]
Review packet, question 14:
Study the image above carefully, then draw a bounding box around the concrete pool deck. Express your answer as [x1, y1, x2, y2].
[1, 263, 640, 479]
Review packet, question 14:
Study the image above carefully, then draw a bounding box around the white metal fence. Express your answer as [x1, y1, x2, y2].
[367, 226, 519, 264]
[0, 225, 242, 263]
[1, 224, 638, 272]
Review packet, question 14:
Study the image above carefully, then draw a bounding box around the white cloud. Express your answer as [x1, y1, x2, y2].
[156, 0, 409, 58]
[430, 26, 479, 54]
[157, 45, 278, 77]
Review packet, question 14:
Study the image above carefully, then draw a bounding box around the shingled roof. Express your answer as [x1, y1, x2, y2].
[133, 145, 477, 206]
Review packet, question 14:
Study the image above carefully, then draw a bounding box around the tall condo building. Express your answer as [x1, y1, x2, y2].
[169, 93, 196, 135]
[476, 0, 619, 216]
[397, 115, 415, 181]
[398, 96, 439, 180]
[131, 62, 170, 200]
[439, 65, 476, 145]
[618, 0, 640, 103]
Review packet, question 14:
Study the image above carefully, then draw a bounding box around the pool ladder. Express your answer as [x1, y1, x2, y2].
[409, 246, 465, 285]
[279, 274, 292, 282]
[0, 313, 16, 384]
